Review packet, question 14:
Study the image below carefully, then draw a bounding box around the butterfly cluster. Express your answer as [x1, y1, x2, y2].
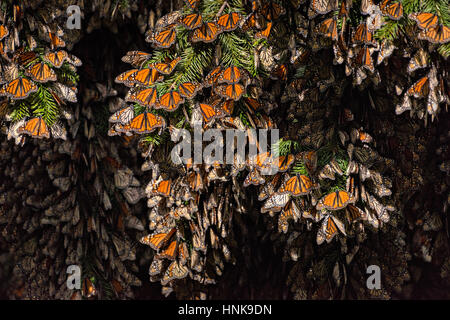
[0, 1, 82, 144]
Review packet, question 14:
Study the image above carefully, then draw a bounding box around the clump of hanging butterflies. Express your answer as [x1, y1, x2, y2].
[311, 0, 449, 121]
[109, 0, 281, 290]
[251, 123, 394, 247]
[0, 2, 81, 145]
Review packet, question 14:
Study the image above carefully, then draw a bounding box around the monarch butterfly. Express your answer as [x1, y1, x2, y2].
[258, 173, 282, 201]
[244, 97, 261, 112]
[217, 12, 242, 31]
[241, 12, 258, 31]
[318, 17, 338, 41]
[261, 192, 290, 213]
[82, 278, 97, 298]
[26, 62, 57, 83]
[310, 0, 338, 15]
[407, 76, 429, 98]
[360, 0, 375, 15]
[247, 151, 270, 170]
[317, 191, 355, 211]
[356, 46, 374, 72]
[129, 68, 162, 86]
[43, 50, 68, 68]
[18, 117, 50, 139]
[151, 57, 181, 75]
[303, 151, 318, 173]
[48, 32, 65, 48]
[204, 66, 222, 87]
[53, 83, 77, 103]
[178, 82, 201, 99]
[279, 200, 301, 233]
[115, 69, 139, 87]
[121, 51, 151, 67]
[192, 22, 223, 43]
[260, 1, 286, 21]
[153, 179, 172, 197]
[379, 0, 403, 20]
[418, 25, 450, 44]
[345, 204, 366, 223]
[156, 90, 185, 112]
[407, 49, 428, 73]
[353, 23, 374, 44]
[149, 258, 164, 276]
[188, 171, 204, 191]
[67, 54, 82, 67]
[218, 66, 241, 84]
[275, 154, 295, 172]
[376, 39, 395, 65]
[214, 83, 245, 101]
[338, 0, 349, 17]
[220, 99, 234, 115]
[408, 13, 439, 30]
[149, 26, 177, 48]
[50, 122, 67, 140]
[179, 13, 203, 30]
[255, 21, 272, 39]
[243, 168, 266, 187]
[5, 77, 37, 100]
[109, 106, 135, 124]
[126, 87, 159, 106]
[0, 25, 9, 40]
[161, 261, 189, 285]
[199, 102, 219, 123]
[129, 111, 166, 134]
[316, 214, 346, 244]
[140, 228, 176, 250]
[271, 64, 288, 81]
[184, 0, 201, 10]
[278, 175, 316, 196]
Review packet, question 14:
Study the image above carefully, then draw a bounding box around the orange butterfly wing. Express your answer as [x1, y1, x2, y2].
[0, 25, 9, 40]
[418, 25, 450, 44]
[18, 117, 50, 139]
[152, 57, 181, 75]
[380, 0, 403, 20]
[217, 12, 242, 31]
[129, 112, 165, 134]
[115, 69, 139, 86]
[179, 13, 203, 30]
[130, 68, 162, 86]
[6, 77, 37, 100]
[192, 22, 222, 43]
[255, 22, 272, 39]
[44, 50, 68, 68]
[204, 66, 222, 87]
[409, 13, 439, 30]
[178, 82, 201, 99]
[184, 0, 200, 10]
[152, 27, 177, 48]
[215, 83, 245, 101]
[156, 90, 184, 111]
[218, 66, 241, 84]
[356, 46, 374, 72]
[26, 62, 57, 83]
[320, 191, 354, 210]
[199, 103, 218, 123]
[318, 17, 337, 40]
[353, 23, 373, 44]
[407, 76, 429, 98]
[126, 87, 159, 106]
